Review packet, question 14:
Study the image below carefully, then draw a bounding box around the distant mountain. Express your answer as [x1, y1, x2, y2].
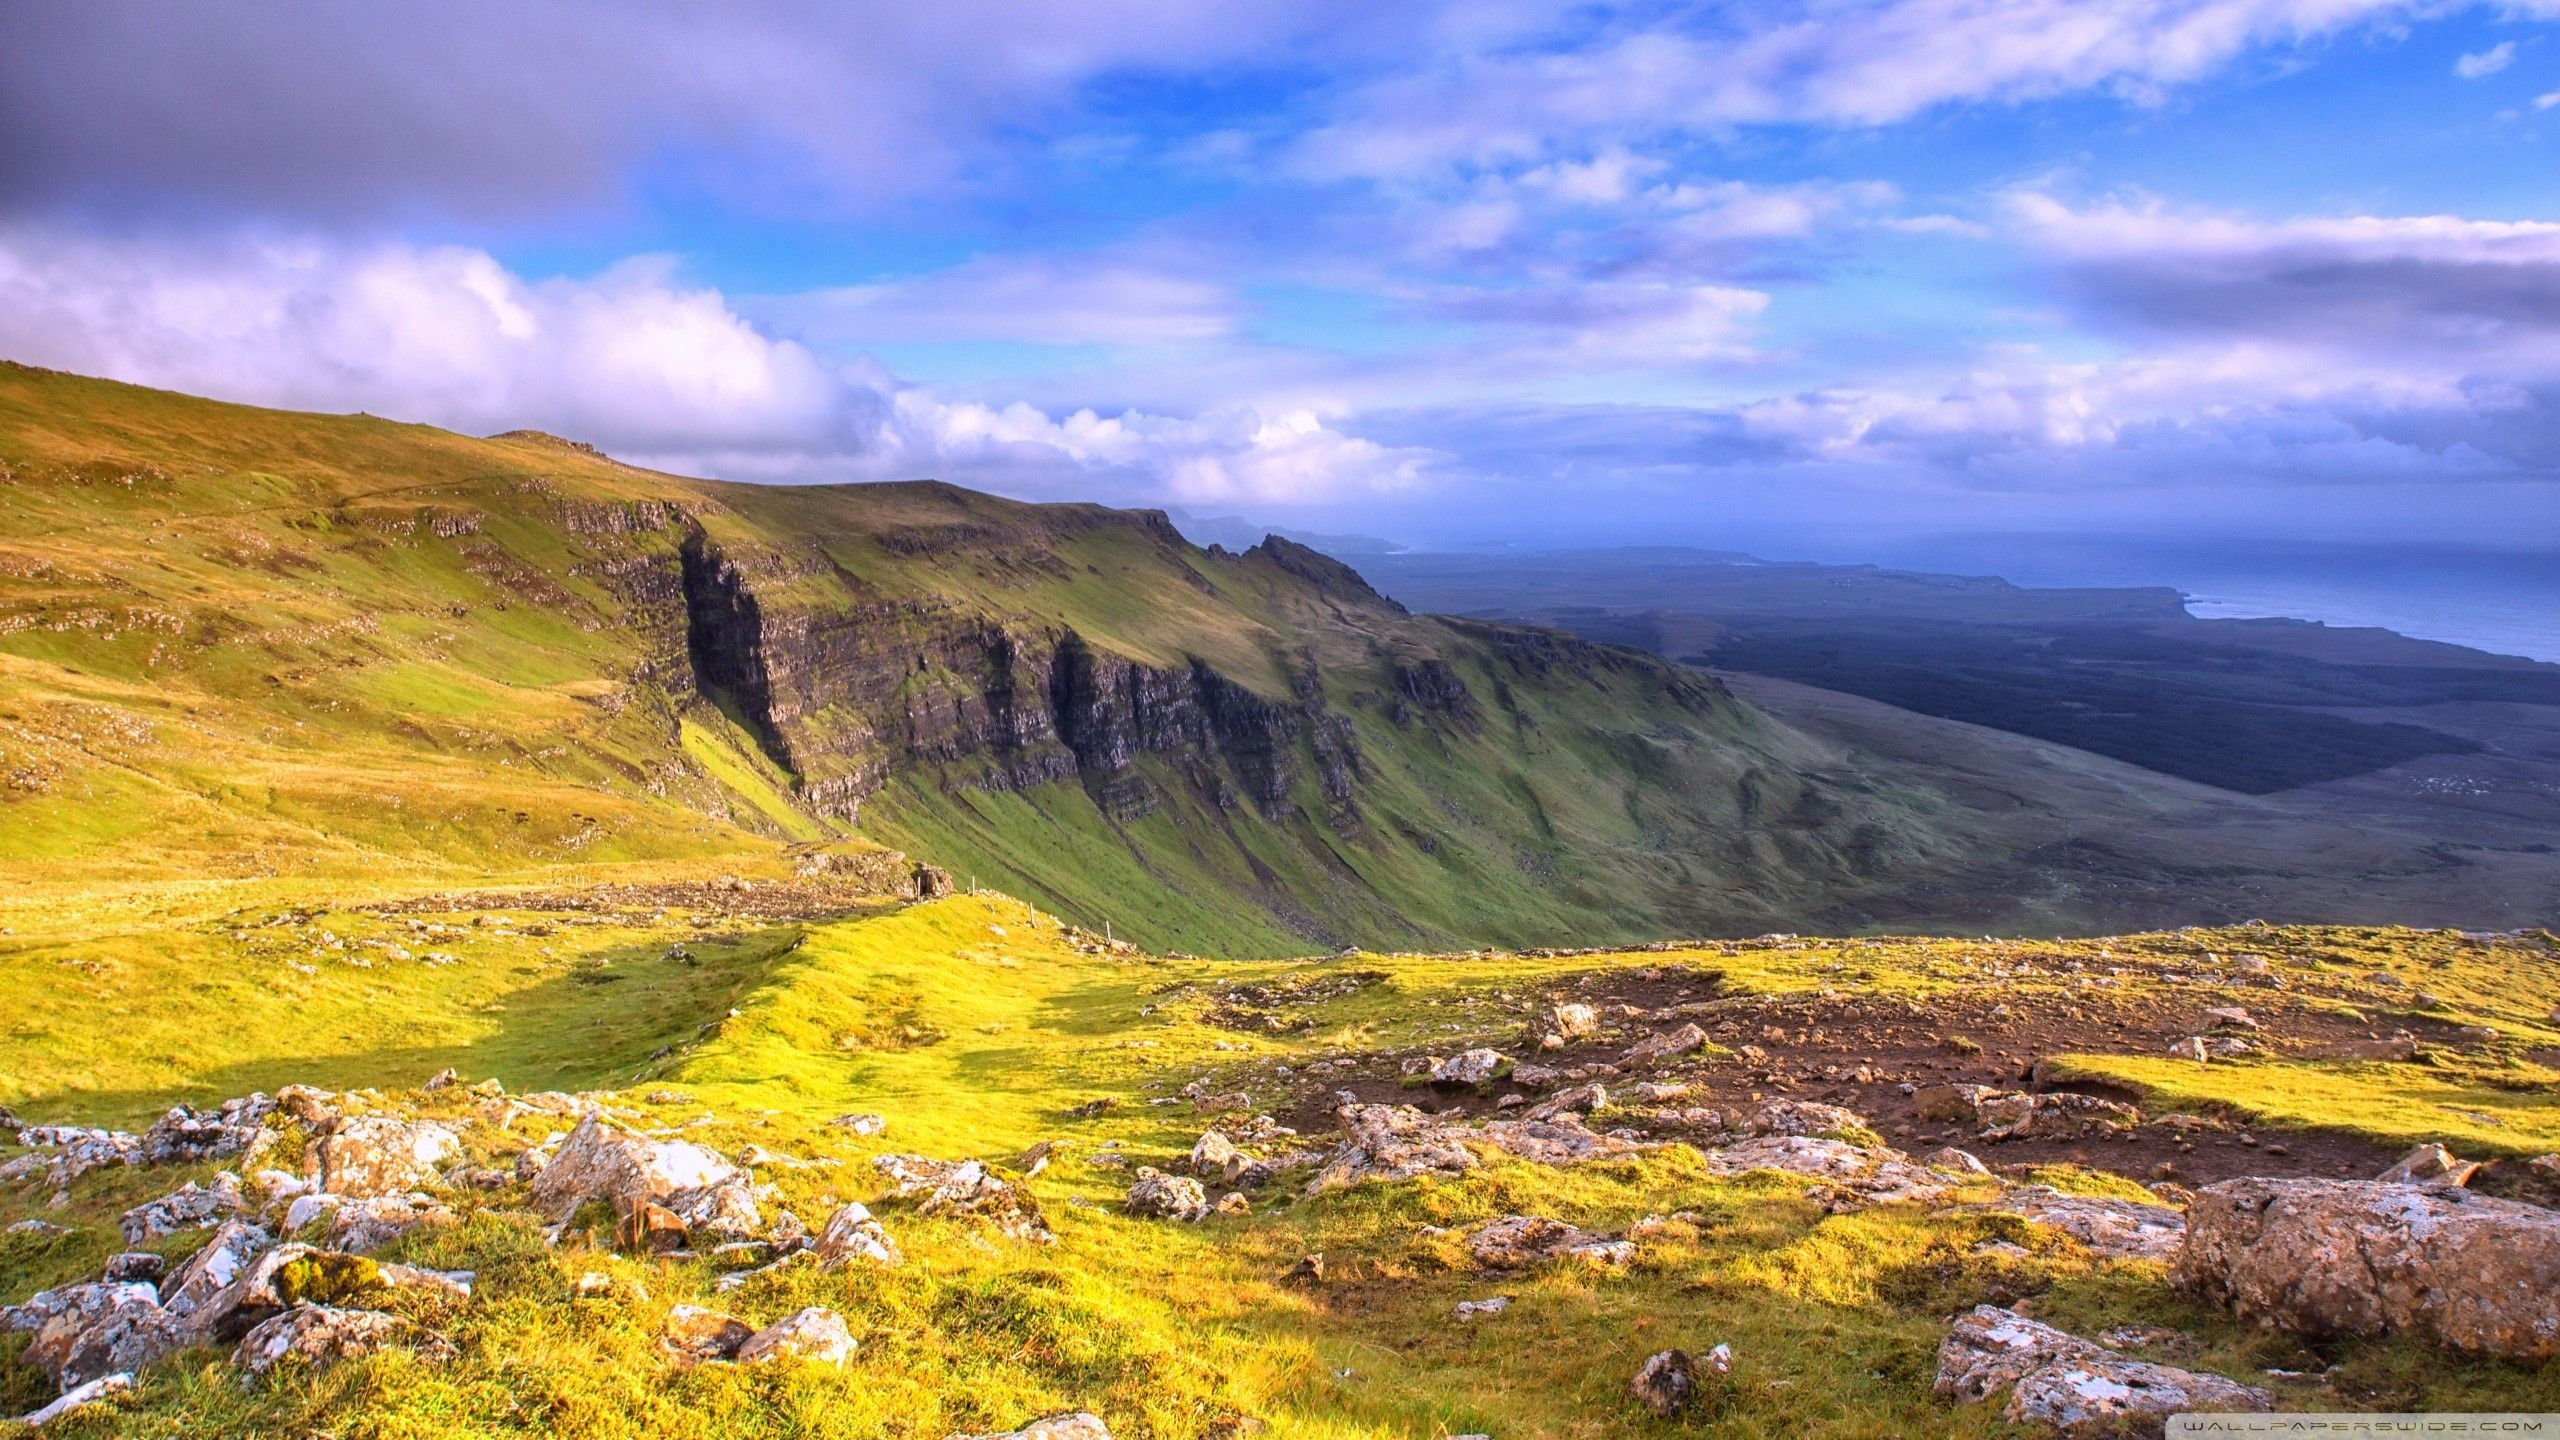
[1163, 509, 1407, 557]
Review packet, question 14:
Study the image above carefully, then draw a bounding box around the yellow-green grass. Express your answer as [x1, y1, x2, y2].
[9, 901, 2560, 1435]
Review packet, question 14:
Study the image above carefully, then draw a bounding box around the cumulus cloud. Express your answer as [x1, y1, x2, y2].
[2455, 40, 2517, 76]
[0, 226, 1435, 505]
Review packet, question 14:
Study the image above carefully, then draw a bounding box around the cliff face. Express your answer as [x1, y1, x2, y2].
[672, 528, 1356, 827]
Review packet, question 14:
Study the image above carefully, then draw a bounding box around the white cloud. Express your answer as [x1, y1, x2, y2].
[0, 226, 1436, 506]
[764, 254, 1239, 347]
[2455, 40, 2515, 77]
[2537, 88, 2560, 108]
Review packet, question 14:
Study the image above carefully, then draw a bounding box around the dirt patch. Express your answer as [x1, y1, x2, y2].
[355, 876, 908, 925]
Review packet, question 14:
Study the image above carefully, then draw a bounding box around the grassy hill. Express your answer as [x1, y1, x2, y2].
[0, 362, 1990, 957]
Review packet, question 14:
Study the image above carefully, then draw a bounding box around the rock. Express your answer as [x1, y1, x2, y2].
[1465, 1215, 1631, 1269]
[1619, 1023, 1707, 1068]
[1192, 1092, 1252, 1116]
[830, 1113, 887, 1135]
[1735, 1099, 1869, 1139]
[2178, 1177, 2560, 1358]
[815, 1202, 902, 1266]
[736, 1306, 855, 1366]
[951, 1414, 1114, 1440]
[138, 1095, 274, 1165]
[615, 1196, 688, 1253]
[2335, 1033, 2420, 1062]
[1189, 1130, 1249, 1184]
[2376, 1142, 2479, 1187]
[1631, 1349, 1695, 1417]
[16, 1371, 133, 1427]
[1303, 1103, 1648, 1196]
[1453, 1296, 1511, 1320]
[872, 1154, 1053, 1243]
[1914, 1084, 1996, 1124]
[23, 1283, 182, 1392]
[1924, 1148, 1993, 1176]
[1016, 1140, 1065, 1177]
[665, 1175, 763, 1244]
[235, 1304, 439, 1378]
[1126, 1168, 1211, 1221]
[328, 1193, 457, 1255]
[185, 1245, 388, 1342]
[1969, 1187, 2187, 1262]
[1520, 1083, 1606, 1122]
[1430, 1049, 1509, 1086]
[101, 1253, 163, 1284]
[2201, 1006, 2261, 1031]
[1282, 1254, 1325, 1286]
[2168, 1036, 2211, 1063]
[1700, 1136, 1956, 1207]
[1215, 1191, 1250, 1216]
[1975, 1092, 2140, 1143]
[529, 1114, 742, 1221]
[662, 1303, 754, 1362]
[1935, 1305, 2268, 1435]
[313, 1116, 464, 1197]
[157, 1220, 275, 1318]
[1533, 1002, 1600, 1050]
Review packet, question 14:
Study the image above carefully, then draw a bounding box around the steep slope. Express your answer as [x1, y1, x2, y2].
[0, 364, 1970, 953]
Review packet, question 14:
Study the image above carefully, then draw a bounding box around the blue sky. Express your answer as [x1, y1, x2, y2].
[3, 1, 2558, 556]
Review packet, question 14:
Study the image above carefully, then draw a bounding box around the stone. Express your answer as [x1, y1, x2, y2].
[2376, 1142, 2480, 1187]
[1016, 1140, 1064, 1177]
[101, 1253, 163, 1284]
[1619, 1023, 1707, 1068]
[662, 1303, 754, 1362]
[1700, 1136, 1957, 1207]
[1969, 1187, 2187, 1262]
[665, 1175, 763, 1244]
[1282, 1254, 1325, 1286]
[1935, 1305, 2269, 1434]
[16, 1371, 134, 1427]
[1631, 1349, 1695, 1417]
[736, 1306, 854, 1366]
[329, 1193, 457, 1255]
[2169, 1036, 2211, 1063]
[815, 1202, 902, 1266]
[1534, 1002, 1600, 1050]
[138, 1095, 274, 1165]
[1430, 1049, 1509, 1086]
[872, 1154, 1054, 1243]
[1453, 1296, 1511, 1320]
[2335, 1033, 2419, 1062]
[950, 1414, 1114, 1440]
[1465, 1215, 1630, 1269]
[529, 1115, 742, 1221]
[1974, 1092, 2140, 1143]
[2177, 1177, 2560, 1358]
[1924, 1148, 1993, 1176]
[1520, 1083, 1607, 1122]
[1190, 1130, 1249, 1184]
[615, 1197, 688, 1253]
[23, 1283, 182, 1392]
[186, 1245, 388, 1343]
[1734, 1099, 1869, 1139]
[1914, 1084, 1996, 1124]
[2201, 1006, 2261, 1031]
[234, 1304, 440, 1378]
[157, 1220, 275, 1318]
[830, 1112, 887, 1135]
[1126, 1168, 1211, 1221]
[313, 1117, 464, 1197]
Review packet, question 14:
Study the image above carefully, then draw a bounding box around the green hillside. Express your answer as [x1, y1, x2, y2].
[0, 363, 1971, 956]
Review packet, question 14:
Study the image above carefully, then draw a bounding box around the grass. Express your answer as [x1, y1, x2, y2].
[7, 901, 2560, 1435]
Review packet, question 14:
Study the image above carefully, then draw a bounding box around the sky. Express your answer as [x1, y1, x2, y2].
[4, 0, 2560, 559]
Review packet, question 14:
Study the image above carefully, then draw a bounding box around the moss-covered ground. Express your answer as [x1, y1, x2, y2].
[5, 897, 2557, 1436]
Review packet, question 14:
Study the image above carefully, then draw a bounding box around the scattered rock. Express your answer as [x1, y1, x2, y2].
[1189, 1130, 1249, 1184]
[1969, 1187, 2187, 1262]
[2201, 1007, 2261, 1031]
[235, 1304, 441, 1378]
[1700, 1137, 1956, 1208]
[2178, 1177, 2560, 1358]
[873, 1154, 1053, 1243]
[1975, 1092, 2140, 1143]
[662, 1303, 754, 1362]
[1935, 1305, 2269, 1435]
[815, 1202, 902, 1266]
[950, 1414, 1114, 1440]
[1734, 1099, 1870, 1139]
[157, 1220, 275, 1318]
[1924, 1148, 1993, 1176]
[1631, 1349, 1695, 1417]
[2376, 1143, 2480, 1187]
[23, 1283, 182, 1392]
[1465, 1215, 1631, 1269]
[101, 1254, 163, 1284]
[328, 1193, 456, 1255]
[1914, 1084, 1996, 1124]
[313, 1116, 464, 1197]
[529, 1115, 742, 1221]
[736, 1306, 855, 1366]
[831, 1113, 887, 1135]
[15, 1372, 133, 1428]
[1453, 1296, 1511, 1321]
[1620, 1023, 1707, 1068]
[1430, 1049, 1509, 1086]
[1126, 1168, 1211, 1222]
[1532, 1002, 1600, 1050]
[665, 1175, 763, 1244]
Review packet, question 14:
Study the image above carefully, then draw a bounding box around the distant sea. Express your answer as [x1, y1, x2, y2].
[1797, 535, 2560, 664]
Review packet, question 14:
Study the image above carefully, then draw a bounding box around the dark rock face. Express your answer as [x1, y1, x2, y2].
[668, 531, 1366, 827]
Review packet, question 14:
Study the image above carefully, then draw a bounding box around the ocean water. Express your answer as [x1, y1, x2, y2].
[1825, 535, 2560, 664]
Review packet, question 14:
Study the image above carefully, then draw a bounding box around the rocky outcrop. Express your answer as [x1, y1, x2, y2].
[1125, 1168, 1211, 1222]
[234, 1304, 443, 1378]
[1970, 1188, 2187, 1262]
[1936, 1306, 2270, 1436]
[1303, 1104, 1649, 1194]
[2176, 1177, 2560, 1358]
[871, 1155, 1053, 1243]
[527, 1115, 740, 1221]
[736, 1306, 855, 1366]
[1465, 1215, 1633, 1269]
